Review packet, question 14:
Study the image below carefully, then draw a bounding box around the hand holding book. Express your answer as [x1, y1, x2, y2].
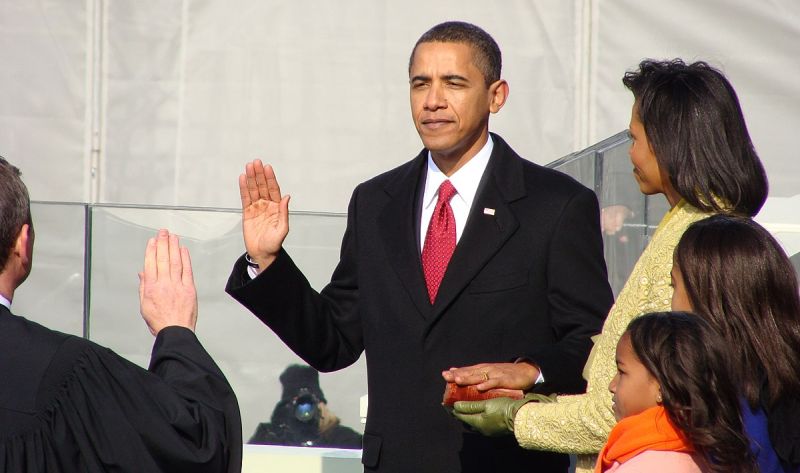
[442, 382, 524, 406]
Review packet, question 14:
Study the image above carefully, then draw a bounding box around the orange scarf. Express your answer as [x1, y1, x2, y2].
[595, 406, 694, 472]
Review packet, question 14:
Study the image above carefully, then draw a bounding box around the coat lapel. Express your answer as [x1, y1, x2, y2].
[377, 152, 432, 319]
[428, 134, 526, 323]
[377, 135, 527, 324]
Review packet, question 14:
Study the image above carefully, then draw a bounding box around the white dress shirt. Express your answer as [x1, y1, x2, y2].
[419, 136, 494, 249]
[0, 293, 11, 309]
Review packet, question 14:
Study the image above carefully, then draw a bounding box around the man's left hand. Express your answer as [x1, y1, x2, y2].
[442, 362, 539, 391]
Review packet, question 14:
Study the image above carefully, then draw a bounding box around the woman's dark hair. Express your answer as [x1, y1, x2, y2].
[627, 312, 757, 472]
[622, 59, 768, 216]
[674, 214, 800, 407]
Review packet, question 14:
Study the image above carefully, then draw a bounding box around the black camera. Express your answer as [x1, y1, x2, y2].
[248, 390, 323, 447]
[292, 388, 321, 423]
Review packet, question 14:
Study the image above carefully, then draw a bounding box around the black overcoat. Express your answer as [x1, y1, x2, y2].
[227, 134, 613, 472]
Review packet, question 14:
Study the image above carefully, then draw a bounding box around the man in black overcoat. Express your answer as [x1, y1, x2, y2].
[227, 21, 613, 473]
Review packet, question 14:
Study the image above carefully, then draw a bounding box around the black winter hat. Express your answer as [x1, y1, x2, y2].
[279, 364, 326, 403]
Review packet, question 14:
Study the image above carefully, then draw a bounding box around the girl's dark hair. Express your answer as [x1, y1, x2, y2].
[627, 312, 757, 472]
[675, 214, 800, 407]
[622, 59, 768, 216]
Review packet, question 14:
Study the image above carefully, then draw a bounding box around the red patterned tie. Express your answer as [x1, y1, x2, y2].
[422, 180, 457, 303]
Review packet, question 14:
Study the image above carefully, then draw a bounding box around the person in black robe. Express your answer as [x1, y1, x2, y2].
[0, 156, 242, 472]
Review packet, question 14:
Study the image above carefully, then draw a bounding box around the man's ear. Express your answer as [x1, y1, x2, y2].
[14, 223, 33, 267]
[488, 79, 509, 114]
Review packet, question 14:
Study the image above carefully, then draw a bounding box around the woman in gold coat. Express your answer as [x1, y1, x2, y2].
[447, 59, 769, 472]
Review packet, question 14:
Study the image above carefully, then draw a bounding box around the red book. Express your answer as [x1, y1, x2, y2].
[442, 382, 524, 406]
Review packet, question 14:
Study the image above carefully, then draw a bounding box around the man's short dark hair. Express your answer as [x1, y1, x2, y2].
[0, 157, 31, 270]
[409, 21, 502, 87]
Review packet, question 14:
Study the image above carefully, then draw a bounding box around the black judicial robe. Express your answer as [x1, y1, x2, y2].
[0, 305, 242, 472]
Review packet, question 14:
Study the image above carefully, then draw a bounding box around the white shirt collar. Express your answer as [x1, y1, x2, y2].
[0, 293, 10, 309]
[422, 136, 494, 211]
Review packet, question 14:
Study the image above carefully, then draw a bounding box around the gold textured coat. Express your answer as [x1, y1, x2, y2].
[513, 200, 712, 473]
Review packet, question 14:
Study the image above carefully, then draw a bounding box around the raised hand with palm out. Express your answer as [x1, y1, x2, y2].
[239, 159, 291, 272]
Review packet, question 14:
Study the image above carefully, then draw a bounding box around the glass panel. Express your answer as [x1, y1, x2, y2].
[546, 131, 670, 296]
[15, 133, 676, 454]
[23, 131, 769, 467]
[13, 202, 86, 336]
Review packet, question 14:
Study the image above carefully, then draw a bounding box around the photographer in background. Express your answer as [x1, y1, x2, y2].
[249, 364, 362, 449]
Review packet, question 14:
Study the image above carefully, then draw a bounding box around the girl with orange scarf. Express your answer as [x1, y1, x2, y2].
[598, 312, 756, 472]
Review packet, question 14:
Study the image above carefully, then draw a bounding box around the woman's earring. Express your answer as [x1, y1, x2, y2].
[656, 393, 663, 404]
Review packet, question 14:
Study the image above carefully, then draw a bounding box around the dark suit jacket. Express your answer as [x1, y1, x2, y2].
[227, 134, 613, 473]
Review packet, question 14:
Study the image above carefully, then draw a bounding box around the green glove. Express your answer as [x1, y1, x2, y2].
[451, 395, 535, 437]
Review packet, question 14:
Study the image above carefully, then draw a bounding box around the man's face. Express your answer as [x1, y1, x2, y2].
[409, 41, 500, 161]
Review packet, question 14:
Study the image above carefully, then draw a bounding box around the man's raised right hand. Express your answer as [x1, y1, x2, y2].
[239, 159, 290, 272]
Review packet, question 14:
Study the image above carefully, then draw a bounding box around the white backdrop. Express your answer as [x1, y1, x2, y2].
[1, 0, 583, 211]
[3, 0, 797, 204]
